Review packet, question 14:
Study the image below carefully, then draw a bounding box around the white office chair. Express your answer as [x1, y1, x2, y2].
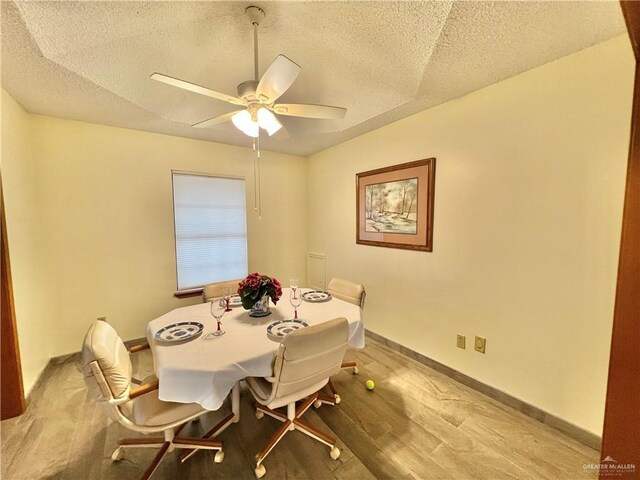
[327, 277, 366, 310]
[325, 277, 365, 403]
[80, 321, 224, 480]
[246, 317, 349, 479]
[203, 279, 241, 303]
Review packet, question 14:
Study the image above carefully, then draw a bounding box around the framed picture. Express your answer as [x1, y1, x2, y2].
[356, 158, 436, 251]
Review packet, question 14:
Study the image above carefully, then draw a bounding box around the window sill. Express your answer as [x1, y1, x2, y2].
[174, 288, 203, 299]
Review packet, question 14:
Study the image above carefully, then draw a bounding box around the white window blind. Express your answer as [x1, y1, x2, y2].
[172, 173, 248, 290]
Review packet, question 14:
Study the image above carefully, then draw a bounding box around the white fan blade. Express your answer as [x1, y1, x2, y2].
[255, 55, 301, 104]
[192, 110, 243, 128]
[151, 73, 244, 106]
[272, 103, 346, 120]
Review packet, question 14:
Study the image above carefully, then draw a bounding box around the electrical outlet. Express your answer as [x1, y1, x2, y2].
[456, 334, 466, 349]
[97, 316, 107, 322]
[474, 336, 486, 354]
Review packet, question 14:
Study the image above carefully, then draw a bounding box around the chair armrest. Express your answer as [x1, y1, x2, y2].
[129, 380, 159, 399]
[128, 342, 150, 354]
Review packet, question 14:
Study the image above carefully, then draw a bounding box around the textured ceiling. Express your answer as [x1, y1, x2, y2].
[1, 1, 627, 156]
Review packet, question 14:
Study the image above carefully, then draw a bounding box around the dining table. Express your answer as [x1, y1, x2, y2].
[146, 287, 365, 442]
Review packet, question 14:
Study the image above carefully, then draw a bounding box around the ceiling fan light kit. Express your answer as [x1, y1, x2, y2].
[232, 110, 259, 138]
[256, 108, 282, 136]
[230, 106, 281, 138]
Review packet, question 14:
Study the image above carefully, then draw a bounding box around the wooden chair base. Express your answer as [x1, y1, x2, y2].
[178, 411, 236, 462]
[341, 361, 358, 375]
[315, 361, 358, 406]
[312, 384, 341, 407]
[112, 421, 224, 480]
[253, 393, 340, 479]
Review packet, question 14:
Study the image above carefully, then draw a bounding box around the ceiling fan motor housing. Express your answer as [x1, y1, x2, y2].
[237, 80, 259, 101]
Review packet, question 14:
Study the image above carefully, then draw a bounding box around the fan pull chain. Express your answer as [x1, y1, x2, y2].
[257, 133, 262, 219]
[253, 139, 258, 211]
[252, 137, 262, 219]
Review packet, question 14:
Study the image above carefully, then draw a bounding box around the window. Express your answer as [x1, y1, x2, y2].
[172, 172, 248, 291]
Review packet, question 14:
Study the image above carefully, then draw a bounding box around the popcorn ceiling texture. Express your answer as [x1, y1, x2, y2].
[1, 1, 626, 156]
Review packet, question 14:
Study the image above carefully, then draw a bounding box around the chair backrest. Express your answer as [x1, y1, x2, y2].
[271, 317, 349, 399]
[203, 279, 241, 303]
[327, 277, 366, 309]
[81, 320, 132, 402]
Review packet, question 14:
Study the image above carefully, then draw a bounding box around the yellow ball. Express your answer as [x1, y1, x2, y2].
[365, 380, 375, 390]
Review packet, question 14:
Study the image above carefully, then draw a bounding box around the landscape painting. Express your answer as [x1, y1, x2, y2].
[357, 158, 436, 252]
[365, 178, 418, 234]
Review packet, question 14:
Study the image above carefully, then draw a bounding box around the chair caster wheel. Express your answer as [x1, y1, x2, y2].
[255, 409, 264, 420]
[214, 450, 224, 463]
[313, 399, 322, 409]
[330, 446, 340, 460]
[111, 447, 124, 462]
[334, 395, 341, 404]
[352, 367, 358, 375]
[255, 464, 266, 478]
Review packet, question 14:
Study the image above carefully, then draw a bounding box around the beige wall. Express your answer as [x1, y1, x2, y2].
[1, 90, 55, 393]
[307, 35, 634, 434]
[3, 107, 307, 359]
[2, 34, 633, 433]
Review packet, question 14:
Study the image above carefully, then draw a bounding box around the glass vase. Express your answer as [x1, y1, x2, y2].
[249, 293, 271, 317]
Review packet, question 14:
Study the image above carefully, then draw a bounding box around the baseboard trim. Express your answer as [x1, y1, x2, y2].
[24, 359, 54, 400]
[364, 329, 602, 450]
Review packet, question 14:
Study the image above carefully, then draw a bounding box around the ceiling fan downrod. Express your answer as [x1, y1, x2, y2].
[245, 6, 265, 83]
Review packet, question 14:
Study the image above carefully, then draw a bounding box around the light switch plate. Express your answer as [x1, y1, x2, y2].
[474, 336, 486, 353]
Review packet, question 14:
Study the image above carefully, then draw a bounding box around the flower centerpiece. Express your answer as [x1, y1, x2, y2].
[237, 273, 282, 317]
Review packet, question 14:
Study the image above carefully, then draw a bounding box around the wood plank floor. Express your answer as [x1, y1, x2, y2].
[0, 338, 599, 479]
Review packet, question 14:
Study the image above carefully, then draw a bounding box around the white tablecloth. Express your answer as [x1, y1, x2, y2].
[146, 288, 365, 410]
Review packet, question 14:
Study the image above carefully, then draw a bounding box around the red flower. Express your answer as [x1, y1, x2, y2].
[238, 272, 282, 307]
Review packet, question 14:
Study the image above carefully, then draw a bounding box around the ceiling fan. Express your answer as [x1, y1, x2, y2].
[150, 6, 347, 138]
